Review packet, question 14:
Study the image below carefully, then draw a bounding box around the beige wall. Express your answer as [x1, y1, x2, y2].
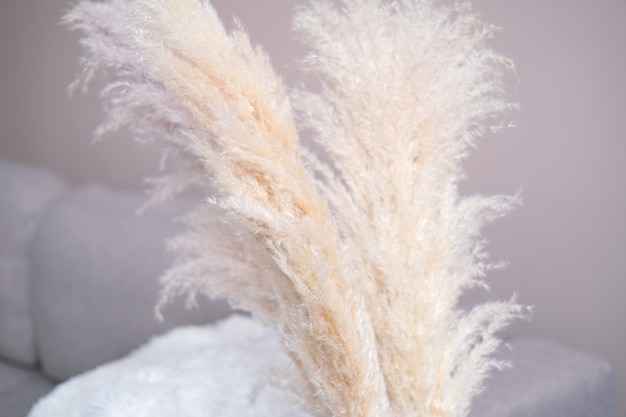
[1, 0, 625, 414]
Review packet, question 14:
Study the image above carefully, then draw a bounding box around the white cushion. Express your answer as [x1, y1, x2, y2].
[27, 315, 309, 417]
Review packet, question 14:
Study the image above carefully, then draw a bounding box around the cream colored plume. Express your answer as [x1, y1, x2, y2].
[65, 0, 527, 416]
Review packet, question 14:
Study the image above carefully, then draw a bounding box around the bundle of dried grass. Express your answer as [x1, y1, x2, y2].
[65, 0, 527, 416]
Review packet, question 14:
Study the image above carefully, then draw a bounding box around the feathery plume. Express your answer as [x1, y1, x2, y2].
[293, 1, 526, 415]
[65, 0, 527, 416]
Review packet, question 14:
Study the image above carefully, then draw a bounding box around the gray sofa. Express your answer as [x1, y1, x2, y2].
[0, 160, 616, 417]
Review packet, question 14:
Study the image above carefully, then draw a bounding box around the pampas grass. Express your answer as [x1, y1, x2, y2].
[65, 0, 527, 416]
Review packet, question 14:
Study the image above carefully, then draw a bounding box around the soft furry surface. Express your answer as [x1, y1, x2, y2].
[28, 316, 310, 417]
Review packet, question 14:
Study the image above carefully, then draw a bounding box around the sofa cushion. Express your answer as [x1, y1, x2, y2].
[30, 185, 232, 381]
[0, 161, 66, 366]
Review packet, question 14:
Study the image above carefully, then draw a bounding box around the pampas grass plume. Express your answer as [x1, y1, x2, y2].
[65, 0, 528, 416]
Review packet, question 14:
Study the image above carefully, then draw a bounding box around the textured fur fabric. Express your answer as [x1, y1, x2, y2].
[28, 316, 310, 417]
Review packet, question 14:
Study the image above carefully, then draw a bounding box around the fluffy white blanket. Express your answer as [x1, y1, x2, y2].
[28, 315, 312, 417]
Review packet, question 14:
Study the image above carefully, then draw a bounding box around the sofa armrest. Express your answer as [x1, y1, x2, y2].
[470, 337, 615, 417]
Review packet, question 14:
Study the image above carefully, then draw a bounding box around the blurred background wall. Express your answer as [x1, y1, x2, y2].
[1, 0, 624, 415]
